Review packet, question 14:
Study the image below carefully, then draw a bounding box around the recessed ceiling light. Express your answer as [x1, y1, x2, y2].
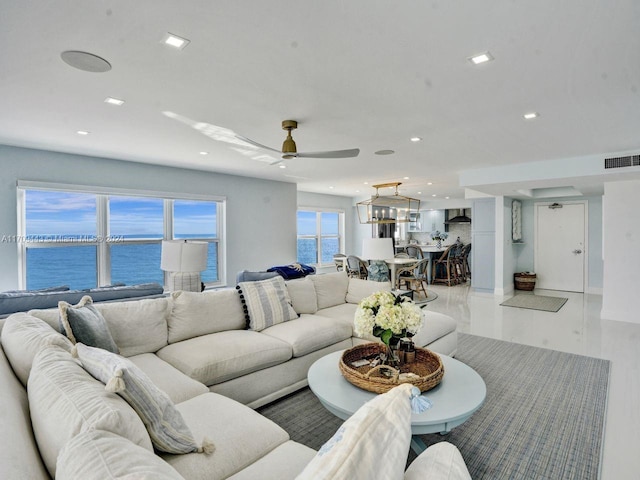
[76, 130, 90, 135]
[104, 97, 124, 106]
[364, 182, 369, 185]
[279, 165, 286, 169]
[445, 196, 450, 199]
[403, 176, 410, 180]
[374, 150, 395, 155]
[468, 51, 494, 65]
[417, 191, 422, 194]
[355, 190, 360, 193]
[199, 151, 208, 155]
[410, 137, 422, 142]
[432, 194, 437, 197]
[163, 33, 190, 50]
[523, 112, 539, 120]
[329, 186, 334, 189]
[427, 182, 433, 185]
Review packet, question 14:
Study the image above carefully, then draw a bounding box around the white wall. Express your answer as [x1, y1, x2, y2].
[0, 145, 297, 290]
[601, 180, 640, 323]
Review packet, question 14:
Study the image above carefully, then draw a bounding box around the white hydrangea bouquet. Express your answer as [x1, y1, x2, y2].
[354, 291, 423, 349]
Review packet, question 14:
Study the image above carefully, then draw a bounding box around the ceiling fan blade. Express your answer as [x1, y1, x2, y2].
[235, 135, 282, 154]
[296, 148, 360, 159]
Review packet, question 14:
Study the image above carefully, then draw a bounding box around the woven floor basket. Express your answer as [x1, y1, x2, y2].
[339, 343, 444, 394]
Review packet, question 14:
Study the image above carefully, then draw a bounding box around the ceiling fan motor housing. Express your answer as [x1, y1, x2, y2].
[281, 120, 298, 157]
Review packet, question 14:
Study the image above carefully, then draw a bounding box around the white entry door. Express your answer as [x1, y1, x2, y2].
[534, 202, 586, 292]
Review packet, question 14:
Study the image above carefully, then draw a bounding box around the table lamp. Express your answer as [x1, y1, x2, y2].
[161, 240, 208, 292]
[362, 237, 394, 282]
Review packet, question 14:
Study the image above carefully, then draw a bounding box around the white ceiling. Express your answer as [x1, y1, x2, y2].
[1, 1, 640, 202]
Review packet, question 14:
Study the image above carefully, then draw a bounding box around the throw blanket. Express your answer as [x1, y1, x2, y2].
[267, 263, 315, 280]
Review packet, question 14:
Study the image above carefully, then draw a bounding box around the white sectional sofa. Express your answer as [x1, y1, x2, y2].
[0, 271, 465, 479]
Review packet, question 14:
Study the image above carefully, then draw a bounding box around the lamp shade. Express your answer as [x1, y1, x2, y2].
[361, 238, 394, 261]
[161, 240, 208, 272]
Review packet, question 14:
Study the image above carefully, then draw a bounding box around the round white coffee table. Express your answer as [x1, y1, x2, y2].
[308, 349, 486, 453]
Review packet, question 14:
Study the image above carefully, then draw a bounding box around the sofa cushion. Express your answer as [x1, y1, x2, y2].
[285, 278, 318, 314]
[75, 343, 210, 455]
[261, 315, 352, 357]
[0, 313, 73, 386]
[345, 278, 391, 304]
[404, 442, 471, 480]
[408, 311, 457, 348]
[0, 346, 50, 480]
[56, 430, 186, 480]
[94, 297, 170, 356]
[296, 384, 414, 480]
[161, 392, 290, 480]
[316, 303, 357, 325]
[157, 330, 292, 386]
[226, 441, 316, 480]
[59, 295, 119, 353]
[237, 276, 298, 331]
[309, 271, 349, 310]
[129, 353, 209, 404]
[168, 289, 245, 344]
[28, 345, 152, 477]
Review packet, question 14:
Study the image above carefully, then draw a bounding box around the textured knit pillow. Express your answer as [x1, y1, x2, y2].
[59, 296, 119, 353]
[296, 384, 414, 480]
[236, 276, 298, 331]
[73, 343, 214, 456]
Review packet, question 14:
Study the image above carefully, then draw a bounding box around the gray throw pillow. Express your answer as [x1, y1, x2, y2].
[59, 296, 119, 353]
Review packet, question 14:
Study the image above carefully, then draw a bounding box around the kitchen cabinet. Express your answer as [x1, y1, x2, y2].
[419, 210, 445, 233]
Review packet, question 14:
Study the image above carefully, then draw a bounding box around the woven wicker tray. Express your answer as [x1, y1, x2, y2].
[339, 343, 444, 394]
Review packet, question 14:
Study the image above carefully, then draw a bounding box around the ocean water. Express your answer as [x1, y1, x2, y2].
[26, 236, 335, 290]
[26, 236, 218, 290]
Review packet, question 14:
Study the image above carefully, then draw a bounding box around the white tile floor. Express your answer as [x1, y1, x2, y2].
[420, 283, 640, 480]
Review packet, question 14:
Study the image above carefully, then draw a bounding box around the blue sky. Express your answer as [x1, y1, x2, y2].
[26, 191, 217, 237]
[297, 211, 339, 236]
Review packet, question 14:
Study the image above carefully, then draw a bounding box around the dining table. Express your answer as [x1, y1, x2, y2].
[393, 244, 448, 285]
[384, 257, 419, 289]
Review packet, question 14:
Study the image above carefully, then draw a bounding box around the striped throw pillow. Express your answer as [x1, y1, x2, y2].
[236, 276, 298, 331]
[74, 343, 213, 456]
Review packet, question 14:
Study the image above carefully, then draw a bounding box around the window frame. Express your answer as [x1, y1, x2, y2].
[296, 207, 345, 267]
[17, 181, 226, 290]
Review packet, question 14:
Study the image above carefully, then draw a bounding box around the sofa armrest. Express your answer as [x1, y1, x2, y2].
[404, 442, 471, 480]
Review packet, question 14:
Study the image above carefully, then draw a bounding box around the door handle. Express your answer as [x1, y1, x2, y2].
[572, 249, 582, 254]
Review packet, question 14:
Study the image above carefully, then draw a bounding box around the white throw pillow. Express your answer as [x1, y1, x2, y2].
[309, 271, 349, 310]
[285, 278, 318, 314]
[296, 383, 414, 480]
[57, 430, 186, 480]
[74, 343, 213, 455]
[237, 276, 298, 331]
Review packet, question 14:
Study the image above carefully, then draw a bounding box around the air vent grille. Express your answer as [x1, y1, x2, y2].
[604, 155, 640, 169]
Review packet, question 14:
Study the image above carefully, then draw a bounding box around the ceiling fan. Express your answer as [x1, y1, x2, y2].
[235, 120, 360, 160]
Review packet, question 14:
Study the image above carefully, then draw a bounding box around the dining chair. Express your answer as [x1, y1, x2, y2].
[333, 253, 346, 272]
[397, 258, 430, 298]
[346, 255, 368, 279]
[432, 245, 456, 286]
[405, 245, 424, 259]
[461, 243, 472, 280]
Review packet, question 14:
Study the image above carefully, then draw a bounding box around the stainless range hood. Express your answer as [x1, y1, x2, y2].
[445, 209, 471, 224]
